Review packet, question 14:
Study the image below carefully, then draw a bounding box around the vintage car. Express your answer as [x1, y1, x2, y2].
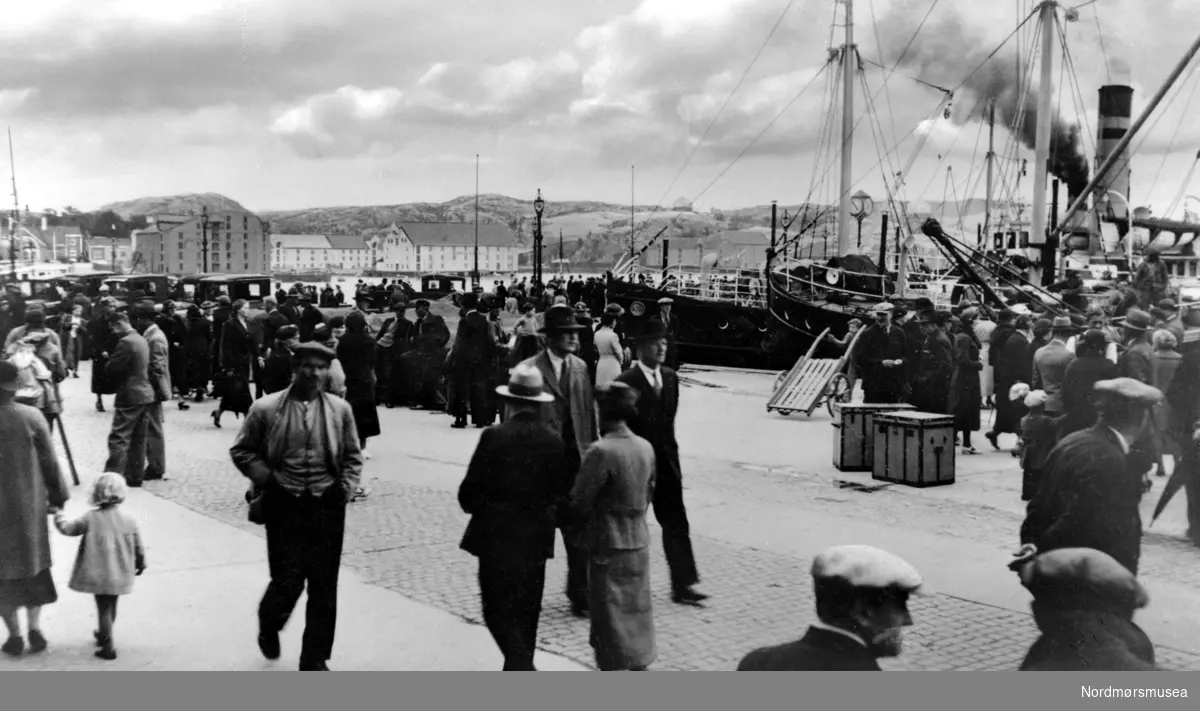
[102, 274, 172, 307]
[419, 274, 467, 301]
[198, 274, 272, 309]
[355, 279, 417, 312]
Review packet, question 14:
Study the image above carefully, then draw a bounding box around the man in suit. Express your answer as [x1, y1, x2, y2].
[1032, 316, 1077, 417]
[573, 302, 597, 385]
[230, 341, 363, 672]
[855, 302, 908, 403]
[737, 545, 928, 670]
[615, 318, 708, 606]
[102, 311, 156, 488]
[458, 364, 568, 670]
[261, 325, 299, 395]
[278, 290, 302, 325]
[374, 297, 413, 408]
[407, 299, 451, 410]
[449, 292, 496, 429]
[132, 305, 172, 482]
[1019, 378, 1162, 576]
[656, 297, 681, 371]
[519, 304, 598, 616]
[298, 295, 325, 343]
[1117, 309, 1154, 384]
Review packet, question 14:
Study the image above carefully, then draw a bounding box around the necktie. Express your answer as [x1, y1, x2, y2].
[559, 360, 569, 396]
[651, 369, 661, 394]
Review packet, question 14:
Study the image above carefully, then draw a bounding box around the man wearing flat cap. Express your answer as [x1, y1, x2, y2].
[230, 340, 363, 671]
[261, 325, 300, 395]
[616, 318, 707, 606]
[1011, 548, 1155, 670]
[102, 311, 155, 488]
[1117, 309, 1154, 384]
[1020, 378, 1163, 575]
[1032, 316, 1076, 418]
[520, 303, 599, 616]
[855, 302, 908, 404]
[737, 545, 927, 670]
[404, 299, 451, 411]
[458, 364, 569, 670]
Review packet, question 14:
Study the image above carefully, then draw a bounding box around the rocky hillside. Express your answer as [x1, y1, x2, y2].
[99, 192, 249, 219]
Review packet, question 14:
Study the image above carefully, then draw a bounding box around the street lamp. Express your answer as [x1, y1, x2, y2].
[533, 189, 545, 284]
[200, 206, 210, 273]
[850, 190, 875, 250]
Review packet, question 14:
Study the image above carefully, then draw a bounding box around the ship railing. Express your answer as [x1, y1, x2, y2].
[618, 263, 768, 308]
[768, 258, 891, 304]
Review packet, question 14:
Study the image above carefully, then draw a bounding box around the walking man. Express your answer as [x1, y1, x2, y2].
[132, 305, 171, 482]
[230, 342, 363, 671]
[103, 312, 155, 488]
[458, 364, 567, 670]
[520, 304, 598, 616]
[449, 292, 496, 429]
[616, 318, 708, 606]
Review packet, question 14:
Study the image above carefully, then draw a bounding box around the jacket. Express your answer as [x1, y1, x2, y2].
[570, 424, 656, 552]
[1119, 338, 1154, 385]
[458, 411, 570, 559]
[521, 350, 599, 457]
[1032, 340, 1075, 412]
[450, 310, 495, 365]
[142, 323, 172, 402]
[0, 401, 70, 580]
[737, 626, 882, 670]
[1060, 356, 1120, 434]
[106, 331, 155, 407]
[1020, 608, 1156, 670]
[54, 506, 145, 596]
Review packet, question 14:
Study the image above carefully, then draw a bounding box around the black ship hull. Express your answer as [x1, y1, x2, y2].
[606, 278, 843, 370]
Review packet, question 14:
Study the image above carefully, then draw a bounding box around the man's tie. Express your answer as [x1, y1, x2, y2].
[651, 369, 662, 395]
[559, 361, 569, 396]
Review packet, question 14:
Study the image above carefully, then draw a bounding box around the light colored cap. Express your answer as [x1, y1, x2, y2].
[657, 297, 674, 305]
[811, 545, 931, 595]
[1011, 304, 1032, 315]
[872, 302, 895, 314]
[1009, 382, 1031, 403]
[1093, 378, 1163, 405]
[496, 363, 556, 403]
[1024, 390, 1048, 408]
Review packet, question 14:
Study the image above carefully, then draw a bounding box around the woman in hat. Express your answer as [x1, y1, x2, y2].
[571, 383, 657, 671]
[182, 304, 213, 403]
[1150, 328, 1183, 478]
[88, 298, 120, 412]
[213, 299, 256, 428]
[949, 309, 985, 453]
[594, 306, 626, 388]
[335, 312, 380, 460]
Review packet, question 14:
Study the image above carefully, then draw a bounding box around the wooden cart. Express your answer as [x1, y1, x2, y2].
[766, 327, 861, 417]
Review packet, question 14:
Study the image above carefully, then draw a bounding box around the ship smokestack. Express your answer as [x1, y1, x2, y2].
[1096, 78, 1134, 218]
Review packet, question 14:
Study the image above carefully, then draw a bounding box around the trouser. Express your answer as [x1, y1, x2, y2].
[653, 477, 700, 590]
[259, 485, 347, 665]
[252, 357, 264, 399]
[144, 402, 166, 479]
[375, 349, 393, 402]
[451, 362, 490, 425]
[389, 349, 411, 406]
[478, 553, 546, 671]
[104, 404, 152, 486]
[413, 351, 446, 409]
[559, 526, 589, 608]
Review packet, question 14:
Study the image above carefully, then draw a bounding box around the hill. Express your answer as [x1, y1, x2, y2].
[99, 193, 249, 219]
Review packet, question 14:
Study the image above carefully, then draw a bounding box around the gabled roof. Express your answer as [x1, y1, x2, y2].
[273, 234, 332, 249]
[326, 234, 366, 250]
[396, 222, 517, 247]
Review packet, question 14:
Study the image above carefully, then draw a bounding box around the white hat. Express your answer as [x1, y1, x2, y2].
[811, 545, 931, 595]
[1011, 304, 1031, 315]
[1094, 378, 1163, 406]
[1009, 382, 1031, 403]
[872, 302, 895, 314]
[495, 363, 556, 403]
[1024, 390, 1048, 408]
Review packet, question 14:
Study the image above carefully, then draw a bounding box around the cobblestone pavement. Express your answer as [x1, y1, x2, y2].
[60, 370, 1200, 671]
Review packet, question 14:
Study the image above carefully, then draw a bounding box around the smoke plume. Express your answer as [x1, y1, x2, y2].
[879, 6, 1090, 196]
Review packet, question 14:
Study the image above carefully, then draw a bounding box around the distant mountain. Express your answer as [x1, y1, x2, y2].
[99, 193, 248, 220]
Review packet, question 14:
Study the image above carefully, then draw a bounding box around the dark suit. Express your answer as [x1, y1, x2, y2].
[450, 310, 496, 426]
[737, 626, 882, 670]
[459, 411, 571, 670]
[1119, 339, 1154, 384]
[1059, 356, 1120, 435]
[299, 305, 325, 343]
[1020, 426, 1143, 575]
[855, 323, 907, 403]
[409, 314, 450, 409]
[103, 330, 155, 486]
[615, 364, 700, 591]
[261, 345, 294, 395]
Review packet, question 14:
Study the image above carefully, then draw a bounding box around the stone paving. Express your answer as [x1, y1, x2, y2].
[58, 367, 1200, 671]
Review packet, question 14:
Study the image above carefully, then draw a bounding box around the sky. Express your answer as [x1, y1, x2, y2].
[2, 0, 1200, 217]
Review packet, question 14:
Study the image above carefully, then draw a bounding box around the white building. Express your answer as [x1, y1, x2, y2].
[370, 221, 521, 274]
[271, 233, 369, 271]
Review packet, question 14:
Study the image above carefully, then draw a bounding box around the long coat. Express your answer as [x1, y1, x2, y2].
[106, 331, 155, 408]
[142, 323, 172, 402]
[1033, 340, 1075, 413]
[335, 332, 381, 440]
[993, 329, 1031, 433]
[855, 322, 907, 403]
[219, 317, 256, 415]
[183, 314, 212, 391]
[520, 350, 599, 461]
[738, 626, 882, 671]
[0, 400, 70, 581]
[1059, 355, 1119, 435]
[911, 329, 954, 414]
[948, 325, 983, 431]
[1020, 426, 1144, 575]
[88, 315, 118, 396]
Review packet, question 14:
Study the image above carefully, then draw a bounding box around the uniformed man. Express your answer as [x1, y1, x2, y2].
[657, 297, 681, 370]
[1010, 547, 1155, 670]
[1019, 378, 1163, 576]
[737, 545, 928, 670]
[855, 302, 907, 403]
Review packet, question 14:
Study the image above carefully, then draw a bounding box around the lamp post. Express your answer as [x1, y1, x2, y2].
[200, 206, 210, 273]
[533, 189, 545, 284]
[850, 190, 875, 250]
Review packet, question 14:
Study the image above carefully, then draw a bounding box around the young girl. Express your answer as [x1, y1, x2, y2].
[53, 473, 145, 661]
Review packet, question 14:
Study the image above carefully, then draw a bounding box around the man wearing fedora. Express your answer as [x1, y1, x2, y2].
[458, 364, 568, 670]
[1117, 309, 1154, 385]
[656, 297, 680, 371]
[448, 292, 496, 429]
[519, 303, 598, 616]
[1032, 317, 1076, 418]
[1019, 378, 1162, 576]
[374, 298, 413, 408]
[407, 299, 451, 411]
[616, 318, 708, 606]
[855, 302, 908, 404]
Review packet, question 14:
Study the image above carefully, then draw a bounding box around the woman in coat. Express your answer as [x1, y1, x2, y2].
[182, 305, 212, 402]
[911, 311, 955, 414]
[0, 361, 71, 656]
[571, 382, 657, 672]
[949, 310, 984, 454]
[1060, 330, 1120, 436]
[1150, 328, 1184, 478]
[988, 314, 1033, 448]
[594, 311, 626, 388]
[58, 305, 84, 378]
[335, 312, 381, 456]
[214, 299, 257, 428]
[87, 299, 119, 412]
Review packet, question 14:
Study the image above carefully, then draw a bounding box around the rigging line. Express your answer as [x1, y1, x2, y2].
[860, 67, 908, 236]
[1056, 14, 1096, 158]
[1068, 0, 1099, 10]
[1127, 56, 1200, 199]
[859, 57, 953, 94]
[1147, 61, 1200, 204]
[867, 0, 900, 152]
[993, 23, 1042, 206]
[914, 92, 989, 201]
[955, 115, 988, 226]
[1092, 2, 1111, 85]
[689, 60, 834, 210]
[626, 0, 800, 246]
[859, 66, 904, 203]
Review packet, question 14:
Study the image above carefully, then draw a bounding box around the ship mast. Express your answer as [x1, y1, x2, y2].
[983, 100, 996, 247]
[835, 0, 856, 258]
[7, 127, 18, 279]
[1029, 1, 1057, 283]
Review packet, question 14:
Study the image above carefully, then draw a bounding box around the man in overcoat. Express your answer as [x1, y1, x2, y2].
[855, 302, 907, 403]
[657, 297, 681, 371]
[1019, 378, 1162, 576]
[132, 305, 171, 482]
[519, 304, 598, 616]
[408, 299, 450, 411]
[615, 318, 708, 606]
[1032, 316, 1076, 417]
[1117, 309, 1154, 384]
[102, 311, 155, 488]
[458, 364, 568, 670]
[448, 292, 496, 429]
[737, 545, 928, 670]
[230, 342, 363, 671]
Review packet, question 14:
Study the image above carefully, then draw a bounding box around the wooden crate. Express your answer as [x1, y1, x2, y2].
[832, 403, 916, 471]
[872, 412, 956, 487]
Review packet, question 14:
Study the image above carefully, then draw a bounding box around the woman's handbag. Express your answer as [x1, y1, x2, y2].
[246, 482, 266, 525]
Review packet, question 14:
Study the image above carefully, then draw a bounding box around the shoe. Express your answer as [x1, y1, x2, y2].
[26, 630, 47, 654]
[1157, 469, 1167, 478]
[95, 402, 105, 413]
[961, 446, 979, 455]
[351, 487, 369, 502]
[1, 636, 23, 657]
[985, 431, 1000, 451]
[672, 587, 710, 606]
[127, 481, 143, 488]
[212, 410, 222, 428]
[569, 602, 588, 618]
[451, 420, 467, 429]
[299, 660, 330, 670]
[475, 423, 486, 429]
[257, 628, 281, 660]
[178, 401, 190, 410]
[94, 630, 104, 647]
[94, 647, 117, 661]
